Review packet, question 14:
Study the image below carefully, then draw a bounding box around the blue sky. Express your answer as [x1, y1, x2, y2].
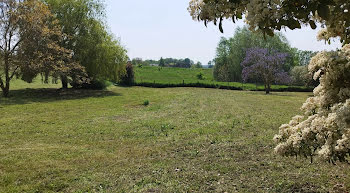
[105, 0, 342, 64]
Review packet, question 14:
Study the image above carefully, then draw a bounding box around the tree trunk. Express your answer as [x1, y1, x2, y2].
[3, 54, 10, 97]
[1, 79, 10, 97]
[266, 83, 271, 94]
[2, 86, 9, 97]
[61, 75, 68, 89]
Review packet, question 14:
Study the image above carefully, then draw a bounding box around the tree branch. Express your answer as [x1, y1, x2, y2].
[10, 39, 21, 54]
[4, 17, 11, 52]
[0, 75, 5, 90]
[0, 44, 5, 51]
[9, 65, 19, 80]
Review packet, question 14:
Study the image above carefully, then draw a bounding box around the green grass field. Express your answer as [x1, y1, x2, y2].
[134, 66, 310, 91]
[0, 80, 349, 192]
[135, 66, 215, 84]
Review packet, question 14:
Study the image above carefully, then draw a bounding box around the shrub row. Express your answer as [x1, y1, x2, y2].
[131, 82, 314, 92]
[133, 82, 243, 90]
[250, 87, 313, 92]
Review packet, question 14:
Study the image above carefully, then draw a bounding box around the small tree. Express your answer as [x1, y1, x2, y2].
[241, 48, 291, 94]
[159, 57, 165, 67]
[196, 71, 205, 80]
[194, 62, 202, 68]
[183, 58, 192, 68]
[119, 62, 134, 86]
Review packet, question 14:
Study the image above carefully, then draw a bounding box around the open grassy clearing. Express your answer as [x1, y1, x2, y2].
[134, 66, 311, 91]
[0, 81, 349, 192]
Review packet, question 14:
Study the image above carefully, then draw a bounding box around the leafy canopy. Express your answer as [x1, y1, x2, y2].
[241, 48, 290, 94]
[45, 0, 128, 82]
[188, 0, 350, 44]
[213, 26, 294, 82]
[0, 0, 82, 97]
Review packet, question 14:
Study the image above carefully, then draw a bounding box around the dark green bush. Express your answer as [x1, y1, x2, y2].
[196, 71, 205, 80]
[143, 100, 150, 106]
[120, 63, 135, 86]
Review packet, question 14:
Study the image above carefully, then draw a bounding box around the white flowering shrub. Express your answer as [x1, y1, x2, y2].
[274, 44, 350, 162]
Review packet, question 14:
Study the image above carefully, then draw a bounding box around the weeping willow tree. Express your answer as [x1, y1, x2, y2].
[45, 0, 128, 88]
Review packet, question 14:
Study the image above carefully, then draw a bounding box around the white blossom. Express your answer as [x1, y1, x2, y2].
[275, 45, 350, 162]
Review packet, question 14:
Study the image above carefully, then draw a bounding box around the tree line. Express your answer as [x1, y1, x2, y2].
[212, 26, 318, 89]
[131, 57, 203, 68]
[0, 0, 128, 97]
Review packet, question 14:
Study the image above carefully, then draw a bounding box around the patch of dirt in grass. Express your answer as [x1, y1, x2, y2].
[277, 182, 324, 193]
[111, 115, 131, 122]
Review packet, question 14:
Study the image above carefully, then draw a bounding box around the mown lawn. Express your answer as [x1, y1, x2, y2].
[0, 81, 349, 192]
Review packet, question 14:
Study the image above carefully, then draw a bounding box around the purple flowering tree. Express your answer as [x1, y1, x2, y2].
[241, 48, 291, 94]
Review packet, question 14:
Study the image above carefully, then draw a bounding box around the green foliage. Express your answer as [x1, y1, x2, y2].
[131, 58, 143, 66]
[194, 62, 202, 68]
[82, 79, 111, 90]
[196, 71, 205, 80]
[134, 57, 195, 68]
[119, 62, 135, 86]
[189, 0, 350, 44]
[159, 57, 165, 67]
[290, 66, 315, 87]
[162, 58, 193, 68]
[44, 0, 128, 85]
[213, 26, 295, 82]
[293, 50, 318, 66]
[143, 100, 150, 106]
[0, 0, 82, 97]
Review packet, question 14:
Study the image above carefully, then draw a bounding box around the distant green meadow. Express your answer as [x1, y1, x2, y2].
[135, 66, 215, 84]
[134, 66, 312, 92]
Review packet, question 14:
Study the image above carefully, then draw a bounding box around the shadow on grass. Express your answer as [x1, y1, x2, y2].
[243, 91, 292, 97]
[243, 90, 313, 97]
[0, 88, 121, 106]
